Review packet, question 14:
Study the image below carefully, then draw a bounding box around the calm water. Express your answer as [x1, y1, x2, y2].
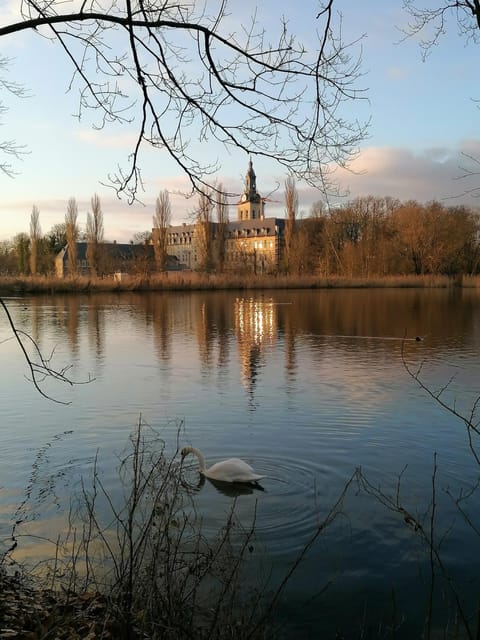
[1, 288, 480, 638]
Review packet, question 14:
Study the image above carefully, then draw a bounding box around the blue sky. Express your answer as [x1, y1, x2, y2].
[0, 1, 479, 242]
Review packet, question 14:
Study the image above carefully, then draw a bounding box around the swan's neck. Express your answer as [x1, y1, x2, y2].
[187, 447, 207, 474]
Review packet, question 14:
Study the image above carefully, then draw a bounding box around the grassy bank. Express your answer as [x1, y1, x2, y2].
[0, 272, 476, 294]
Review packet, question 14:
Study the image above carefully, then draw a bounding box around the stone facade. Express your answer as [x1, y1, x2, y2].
[157, 160, 285, 273]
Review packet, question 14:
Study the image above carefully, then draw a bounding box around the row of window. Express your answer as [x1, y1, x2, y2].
[167, 226, 278, 244]
[169, 236, 193, 245]
[230, 227, 272, 237]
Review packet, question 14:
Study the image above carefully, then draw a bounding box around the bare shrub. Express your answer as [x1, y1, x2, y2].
[0, 417, 356, 638]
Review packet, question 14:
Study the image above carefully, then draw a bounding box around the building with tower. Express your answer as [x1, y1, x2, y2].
[158, 159, 285, 273]
[237, 159, 265, 221]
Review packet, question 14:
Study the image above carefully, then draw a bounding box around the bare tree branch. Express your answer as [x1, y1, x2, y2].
[0, 297, 94, 404]
[0, 1, 368, 201]
[401, 337, 480, 465]
[0, 56, 28, 176]
[401, 1, 480, 58]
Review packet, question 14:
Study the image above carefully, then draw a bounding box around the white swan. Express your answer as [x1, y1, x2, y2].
[181, 446, 265, 484]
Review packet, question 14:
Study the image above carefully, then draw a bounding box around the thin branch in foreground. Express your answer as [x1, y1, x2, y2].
[356, 463, 476, 640]
[401, 336, 480, 465]
[0, 297, 94, 404]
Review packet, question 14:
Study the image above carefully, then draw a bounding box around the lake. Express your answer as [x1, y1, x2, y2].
[1, 288, 480, 638]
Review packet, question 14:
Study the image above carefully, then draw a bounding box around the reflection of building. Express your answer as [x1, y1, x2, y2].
[158, 160, 285, 273]
[235, 297, 276, 399]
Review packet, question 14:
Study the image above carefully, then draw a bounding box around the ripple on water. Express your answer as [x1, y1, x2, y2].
[182, 453, 349, 556]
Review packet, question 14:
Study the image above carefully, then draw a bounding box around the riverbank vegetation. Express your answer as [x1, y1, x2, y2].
[1, 197, 480, 284]
[1, 272, 480, 295]
[288, 198, 480, 278]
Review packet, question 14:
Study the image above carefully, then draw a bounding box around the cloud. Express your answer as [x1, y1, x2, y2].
[0, 1, 22, 27]
[2, 141, 479, 243]
[257, 141, 480, 218]
[72, 129, 140, 150]
[332, 141, 480, 206]
[0, 178, 229, 242]
[460, 139, 480, 157]
[0, 195, 153, 243]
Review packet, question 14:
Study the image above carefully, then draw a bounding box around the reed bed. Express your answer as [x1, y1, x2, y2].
[0, 272, 472, 294]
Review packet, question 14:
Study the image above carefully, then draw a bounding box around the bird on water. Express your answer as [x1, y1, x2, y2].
[181, 446, 265, 484]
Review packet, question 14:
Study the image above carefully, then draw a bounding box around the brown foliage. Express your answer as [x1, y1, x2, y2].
[309, 197, 480, 277]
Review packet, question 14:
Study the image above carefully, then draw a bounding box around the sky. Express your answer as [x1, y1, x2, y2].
[0, 0, 479, 243]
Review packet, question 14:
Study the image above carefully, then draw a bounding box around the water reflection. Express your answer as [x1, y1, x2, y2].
[4, 289, 480, 638]
[150, 294, 172, 362]
[205, 476, 264, 497]
[235, 297, 277, 407]
[180, 464, 262, 497]
[11, 288, 480, 410]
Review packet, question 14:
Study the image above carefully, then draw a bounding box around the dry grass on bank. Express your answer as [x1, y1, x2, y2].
[0, 272, 475, 294]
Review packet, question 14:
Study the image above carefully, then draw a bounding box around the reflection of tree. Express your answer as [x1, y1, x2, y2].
[215, 302, 230, 383]
[234, 298, 276, 406]
[30, 297, 41, 349]
[66, 297, 80, 354]
[88, 304, 104, 365]
[0, 297, 88, 404]
[284, 316, 297, 386]
[196, 301, 214, 372]
[51, 295, 81, 355]
[150, 294, 172, 363]
[272, 288, 477, 353]
[29, 294, 81, 364]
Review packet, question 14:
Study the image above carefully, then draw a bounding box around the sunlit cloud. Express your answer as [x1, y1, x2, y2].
[2, 140, 479, 243]
[460, 139, 480, 156]
[0, 0, 22, 27]
[333, 141, 480, 206]
[72, 129, 140, 150]
[0, 196, 153, 243]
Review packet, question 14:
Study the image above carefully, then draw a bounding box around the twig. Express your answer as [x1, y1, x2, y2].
[1, 296, 94, 403]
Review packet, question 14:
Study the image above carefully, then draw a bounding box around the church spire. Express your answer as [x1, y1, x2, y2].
[246, 158, 257, 197]
[238, 158, 264, 220]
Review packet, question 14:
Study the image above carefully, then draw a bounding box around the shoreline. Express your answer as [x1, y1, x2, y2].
[0, 273, 475, 295]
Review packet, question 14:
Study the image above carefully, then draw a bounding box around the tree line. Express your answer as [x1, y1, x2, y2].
[0, 190, 174, 277]
[1, 189, 479, 278]
[186, 182, 480, 279]
[1, 194, 112, 276]
[283, 194, 480, 278]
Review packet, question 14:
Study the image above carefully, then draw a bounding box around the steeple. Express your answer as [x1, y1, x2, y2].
[238, 158, 264, 221]
[246, 158, 257, 198]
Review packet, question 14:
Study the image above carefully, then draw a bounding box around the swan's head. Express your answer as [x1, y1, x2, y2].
[180, 446, 192, 459]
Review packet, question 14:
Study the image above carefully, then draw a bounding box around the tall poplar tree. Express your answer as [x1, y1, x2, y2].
[65, 197, 79, 276]
[153, 190, 172, 271]
[86, 193, 104, 276]
[29, 205, 41, 276]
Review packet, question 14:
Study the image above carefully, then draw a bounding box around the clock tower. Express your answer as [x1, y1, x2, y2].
[238, 159, 265, 221]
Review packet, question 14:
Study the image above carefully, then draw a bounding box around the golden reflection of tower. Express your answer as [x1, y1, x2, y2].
[234, 298, 276, 401]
